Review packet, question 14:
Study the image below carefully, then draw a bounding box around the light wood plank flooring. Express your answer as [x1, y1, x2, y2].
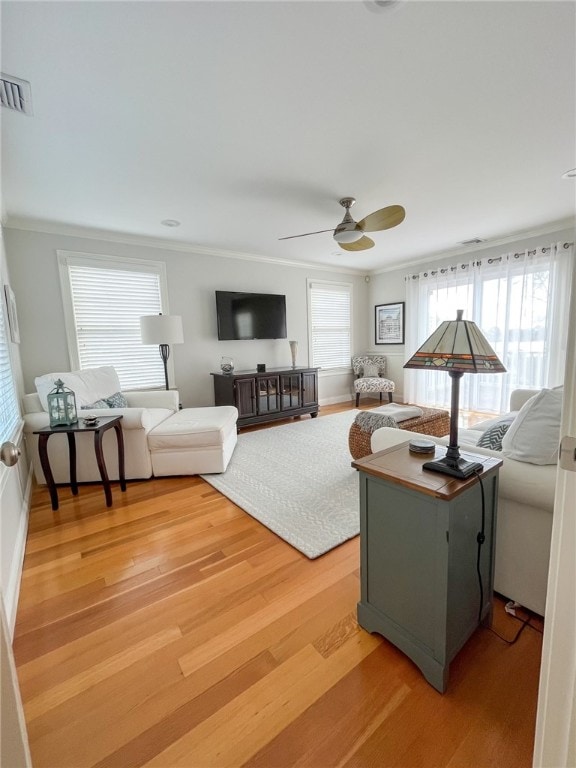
[14, 402, 543, 768]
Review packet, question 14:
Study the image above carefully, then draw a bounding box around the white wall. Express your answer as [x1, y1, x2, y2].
[4, 227, 369, 407]
[366, 226, 575, 402]
[7, 224, 572, 410]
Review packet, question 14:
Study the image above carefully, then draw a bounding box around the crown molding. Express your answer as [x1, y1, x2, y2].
[2, 216, 365, 276]
[370, 217, 576, 275]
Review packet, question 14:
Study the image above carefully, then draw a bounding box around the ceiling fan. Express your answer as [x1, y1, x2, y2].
[279, 197, 405, 251]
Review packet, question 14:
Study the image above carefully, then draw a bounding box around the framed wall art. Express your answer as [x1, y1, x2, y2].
[4, 284, 20, 343]
[375, 302, 404, 345]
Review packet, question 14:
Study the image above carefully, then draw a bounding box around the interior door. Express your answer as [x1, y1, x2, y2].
[1, 597, 31, 767]
[533, 262, 576, 767]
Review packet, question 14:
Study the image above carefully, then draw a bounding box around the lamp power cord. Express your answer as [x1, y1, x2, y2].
[473, 469, 542, 645]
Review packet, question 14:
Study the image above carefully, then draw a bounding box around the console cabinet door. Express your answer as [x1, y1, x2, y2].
[234, 378, 257, 418]
[257, 376, 280, 415]
[302, 370, 318, 407]
[280, 373, 302, 411]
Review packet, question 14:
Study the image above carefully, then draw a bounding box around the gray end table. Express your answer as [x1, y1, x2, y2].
[352, 440, 502, 693]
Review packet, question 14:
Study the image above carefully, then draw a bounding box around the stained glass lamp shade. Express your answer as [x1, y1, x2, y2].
[403, 310, 506, 479]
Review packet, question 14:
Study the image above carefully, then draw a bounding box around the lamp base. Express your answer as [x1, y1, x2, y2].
[422, 456, 483, 479]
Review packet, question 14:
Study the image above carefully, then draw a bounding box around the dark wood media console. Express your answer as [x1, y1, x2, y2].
[211, 367, 319, 428]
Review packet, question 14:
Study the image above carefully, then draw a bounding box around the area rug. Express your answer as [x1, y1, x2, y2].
[201, 410, 361, 558]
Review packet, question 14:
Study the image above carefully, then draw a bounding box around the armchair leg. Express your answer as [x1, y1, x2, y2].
[388, 392, 393, 403]
[355, 393, 360, 407]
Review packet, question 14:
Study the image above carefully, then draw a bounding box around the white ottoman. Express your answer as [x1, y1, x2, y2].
[147, 406, 238, 476]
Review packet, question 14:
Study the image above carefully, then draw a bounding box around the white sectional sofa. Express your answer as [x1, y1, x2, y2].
[371, 389, 560, 616]
[22, 365, 239, 483]
[23, 388, 179, 483]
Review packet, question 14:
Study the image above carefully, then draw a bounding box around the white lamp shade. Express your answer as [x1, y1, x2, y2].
[140, 315, 184, 345]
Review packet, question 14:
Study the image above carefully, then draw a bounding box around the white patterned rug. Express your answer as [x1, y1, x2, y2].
[201, 410, 361, 558]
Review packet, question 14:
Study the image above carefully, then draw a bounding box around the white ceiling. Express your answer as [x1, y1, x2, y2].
[1, 0, 575, 272]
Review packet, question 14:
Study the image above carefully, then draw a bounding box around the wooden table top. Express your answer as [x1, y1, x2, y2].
[352, 440, 502, 500]
[33, 414, 123, 434]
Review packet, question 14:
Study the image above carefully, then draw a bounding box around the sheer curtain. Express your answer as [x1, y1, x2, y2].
[405, 242, 574, 414]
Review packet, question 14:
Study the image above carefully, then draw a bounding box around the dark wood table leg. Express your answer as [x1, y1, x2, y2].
[66, 432, 78, 495]
[94, 427, 113, 507]
[113, 422, 126, 492]
[38, 433, 59, 511]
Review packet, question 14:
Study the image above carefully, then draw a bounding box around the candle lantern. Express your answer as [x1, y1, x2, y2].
[47, 379, 78, 427]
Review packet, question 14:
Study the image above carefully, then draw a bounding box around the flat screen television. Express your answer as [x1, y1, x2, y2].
[215, 291, 287, 341]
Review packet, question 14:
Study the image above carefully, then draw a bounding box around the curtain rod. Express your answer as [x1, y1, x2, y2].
[405, 241, 574, 281]
[487, 241, 574, 265]
[509, 241, 573, 260]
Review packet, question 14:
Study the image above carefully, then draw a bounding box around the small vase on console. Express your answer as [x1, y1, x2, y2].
[289, 340, 298, 369]
[220, 356, 234, 374]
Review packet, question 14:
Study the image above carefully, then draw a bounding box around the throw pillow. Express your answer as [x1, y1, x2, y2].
[500, 388, 562, 465]
[34, 366, 122, 411]
[104, 391, 128, 408]
[476, 421, 512, 451]
[363, 362, 380, 377]
[354, 411, 398, 433]
[81, 398, 109, 410]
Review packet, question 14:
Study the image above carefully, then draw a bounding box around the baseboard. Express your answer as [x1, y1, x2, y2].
[319, 393, 406, 407]
[4, 464, 33, 639]
[319, 394, 355, 406]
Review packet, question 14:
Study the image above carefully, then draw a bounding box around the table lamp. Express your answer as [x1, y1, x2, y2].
[140, 314, 184, 390]
[403, 310, 506, 479]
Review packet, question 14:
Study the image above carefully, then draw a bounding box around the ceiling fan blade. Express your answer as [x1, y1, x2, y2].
[278, 228, 334, 241]
[358, 205, 405, 232]
[339, 236, 375, 252]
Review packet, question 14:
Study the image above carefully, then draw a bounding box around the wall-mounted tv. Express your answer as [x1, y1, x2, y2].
[215, 291, 287, 341]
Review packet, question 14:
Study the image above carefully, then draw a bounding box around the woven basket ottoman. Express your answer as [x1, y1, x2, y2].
[348, 406, 450, 460]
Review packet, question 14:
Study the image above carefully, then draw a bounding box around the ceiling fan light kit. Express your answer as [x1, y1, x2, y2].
[279, 195, 405, 252]
[334, 228, 364, 244]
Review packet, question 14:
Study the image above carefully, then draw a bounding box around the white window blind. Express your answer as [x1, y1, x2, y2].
[0, 293, 20, 442]
[308, 280, 352, 369]
[58, 253, 168, 390]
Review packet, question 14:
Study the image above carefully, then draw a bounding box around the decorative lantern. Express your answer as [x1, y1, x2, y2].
[47, 379, 78, 427]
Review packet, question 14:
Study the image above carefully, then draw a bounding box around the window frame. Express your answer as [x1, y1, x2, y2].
[0, 283, 22, 446]
[306, 279, 353, 374]
[57, 251, 171, 390]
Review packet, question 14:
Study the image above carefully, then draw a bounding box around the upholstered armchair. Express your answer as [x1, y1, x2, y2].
[352, 355, 395, 407]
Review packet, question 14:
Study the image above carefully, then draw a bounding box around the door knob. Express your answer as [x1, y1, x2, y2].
[0, 442, 20, 467]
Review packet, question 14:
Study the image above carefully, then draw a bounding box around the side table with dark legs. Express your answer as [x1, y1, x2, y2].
[33, 415, 126, 511]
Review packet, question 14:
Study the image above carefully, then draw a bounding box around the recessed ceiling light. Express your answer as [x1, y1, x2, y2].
[363, 0, 402, 14]
[562, 168, 576, 179]
[161, 219, 181, 227]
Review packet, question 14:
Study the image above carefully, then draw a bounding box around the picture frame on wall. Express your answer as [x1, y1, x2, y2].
[3, 284, 20, 343]
[375, 302, 404, 345]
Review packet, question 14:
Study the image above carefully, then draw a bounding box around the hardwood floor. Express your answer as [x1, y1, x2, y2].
[14, 402, 543, 768]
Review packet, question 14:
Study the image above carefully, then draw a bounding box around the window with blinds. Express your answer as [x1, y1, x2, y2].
[0, 291, 20, 443]
[307, 280, 352, 370]
[58, 252, 169, 390]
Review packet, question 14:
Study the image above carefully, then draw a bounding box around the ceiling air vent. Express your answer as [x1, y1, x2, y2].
[460, 238, 484, 246]
[0, 74, 33, 115]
